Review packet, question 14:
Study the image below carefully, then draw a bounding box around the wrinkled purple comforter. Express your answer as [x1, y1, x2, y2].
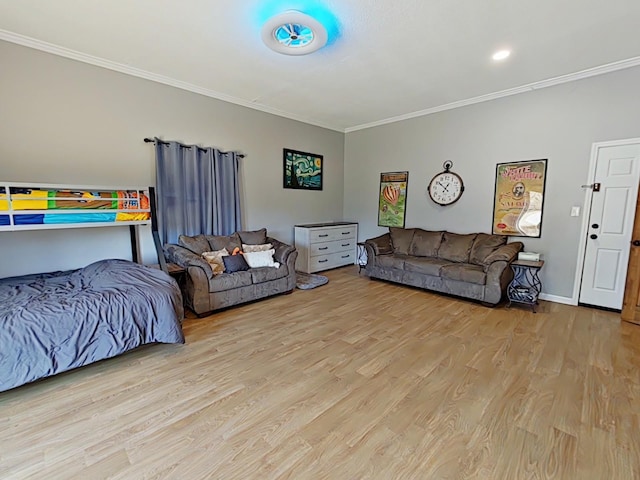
[0, 259, 184, 392]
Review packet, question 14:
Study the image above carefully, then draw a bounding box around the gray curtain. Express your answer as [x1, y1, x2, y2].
[155, 139, 242, 244]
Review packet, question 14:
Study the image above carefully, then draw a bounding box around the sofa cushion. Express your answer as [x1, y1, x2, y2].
[222, 254, 250, 273]
[208, 271, 253, 293]
[438, 232, 478, 263]
[440, 263, 487, 285]
[365, 234, 393, 255]
[404, 257, 450, 276]
[483, 242, 523, 265]
[409, 229, 443, 257]
[389, 228, 416, 255]
[207, 233, 242, 253]
[201, 248, 229, 275]
[242, 243, 273, 253]
[178, 234, 211, 255]
[469, 233, 507, 265]
[376, 254, 408, 269]
[244, 249, 280, 269]
[237, 228, 267, 245]
[251, 265, 288, 283]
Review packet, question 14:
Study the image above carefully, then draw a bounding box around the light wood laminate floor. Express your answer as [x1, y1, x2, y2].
[2, 266, 640, 479]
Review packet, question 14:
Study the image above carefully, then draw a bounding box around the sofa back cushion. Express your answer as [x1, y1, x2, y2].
[389, 228, 416, 255]
[409, 229, 443, 257]
[469, 233, 508, 265]
[237, 228, 267, 245]
[207, 233, 242, 253]
[437, 232, 478, 263]
[178, 234, 211, 255]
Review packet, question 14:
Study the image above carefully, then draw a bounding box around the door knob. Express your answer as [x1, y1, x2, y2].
[633, 240, 640, 246]
[590, 234, 598, 240]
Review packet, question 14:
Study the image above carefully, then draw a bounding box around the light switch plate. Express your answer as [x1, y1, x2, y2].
[571, 206, 580, 217]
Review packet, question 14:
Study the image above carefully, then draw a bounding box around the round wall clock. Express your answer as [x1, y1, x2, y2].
[428, 161, 465, 206]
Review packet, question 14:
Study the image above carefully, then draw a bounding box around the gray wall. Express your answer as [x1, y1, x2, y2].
[0, 41, 345, 277]
[345, 66, 640, 300]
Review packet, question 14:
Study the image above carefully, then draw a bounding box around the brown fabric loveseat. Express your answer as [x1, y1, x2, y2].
[364, 227, 523, 305]
[164, 228, 297, 315]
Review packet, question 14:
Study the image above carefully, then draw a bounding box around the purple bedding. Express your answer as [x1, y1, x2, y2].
[0, 259, 184, 392]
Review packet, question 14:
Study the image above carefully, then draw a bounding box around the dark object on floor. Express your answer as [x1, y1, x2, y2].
[296, 271, 329, 290]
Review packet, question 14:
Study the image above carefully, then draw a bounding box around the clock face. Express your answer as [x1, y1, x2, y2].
[428, 172, 464, 205]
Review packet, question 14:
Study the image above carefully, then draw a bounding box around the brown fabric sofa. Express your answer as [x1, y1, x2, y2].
[364, 227, 523, 305]
[163, 228, 297, 315]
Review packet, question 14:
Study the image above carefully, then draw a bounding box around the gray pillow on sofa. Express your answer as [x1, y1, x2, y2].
[389, 228, 416, 255]
[237, 228, 268, 245]
[410, 229, 443, 257]
[178, 234, 211, 255]
[438, 232, 478, 263]
[207, 233, 242, 253]
[469, 233, 507, 265]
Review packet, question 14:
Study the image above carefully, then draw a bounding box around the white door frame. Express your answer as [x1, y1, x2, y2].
[572, 137, 640, 305]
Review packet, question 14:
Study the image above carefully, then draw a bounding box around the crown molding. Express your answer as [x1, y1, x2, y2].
[0, 30, 344, 133]
[345, 55, 640, 133]
[3, 29, 639, 135]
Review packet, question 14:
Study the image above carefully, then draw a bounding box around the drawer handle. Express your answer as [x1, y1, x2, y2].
[341, 255, 350, 258]
[341, 243, 351, 247]
[341, 232, 350, 235]
[319, 259, 328, 263]
[319, 234, 329, 237]
[318, 247, 329, 250]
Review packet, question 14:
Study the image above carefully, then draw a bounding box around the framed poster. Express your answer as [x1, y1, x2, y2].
[283, 148, 323, 190]
[492, 159, 547, 237]
[378, 171, 409, 228]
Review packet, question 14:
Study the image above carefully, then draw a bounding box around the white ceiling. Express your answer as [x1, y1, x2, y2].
[1, 0, 640, 132]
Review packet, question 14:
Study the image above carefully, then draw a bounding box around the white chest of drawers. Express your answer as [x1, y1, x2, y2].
[294, 222, 358, 273]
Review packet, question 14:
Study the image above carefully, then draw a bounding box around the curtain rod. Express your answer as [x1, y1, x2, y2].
[143, 138, 245, 158]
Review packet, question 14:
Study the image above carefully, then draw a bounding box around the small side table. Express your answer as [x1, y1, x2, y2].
[507, 260, 544, 312]
[151, 262, 186, 284]
[357, 242, 367, 273]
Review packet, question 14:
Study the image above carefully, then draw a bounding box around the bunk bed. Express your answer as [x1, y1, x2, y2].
[0, 183, 184, 392]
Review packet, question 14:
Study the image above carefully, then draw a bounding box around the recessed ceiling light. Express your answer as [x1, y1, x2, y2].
[262, 11, 328, 56]
[492, 50, 511, 61]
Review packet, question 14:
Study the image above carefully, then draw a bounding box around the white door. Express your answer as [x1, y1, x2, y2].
[580, 143, 640, 309]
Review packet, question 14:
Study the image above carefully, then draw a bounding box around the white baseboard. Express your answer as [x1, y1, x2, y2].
[539, 293, 577, 306]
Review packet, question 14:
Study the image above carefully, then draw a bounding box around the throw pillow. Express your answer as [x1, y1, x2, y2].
[243, 249, 280, 269]
[178, 234, 211, 255]
[242, 243, 273, 253]
[201, 248, 229, 276]
[222, 254, 250, 273]
[237, 228, 267, 245]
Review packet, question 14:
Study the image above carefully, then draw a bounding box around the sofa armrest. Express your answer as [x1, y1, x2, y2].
[267, 236, 296, 264]
[483, 260, 514, 305]
[483, 241, 523, 267]
[163, 244, 214, 279]
[365, 233, 393, 256]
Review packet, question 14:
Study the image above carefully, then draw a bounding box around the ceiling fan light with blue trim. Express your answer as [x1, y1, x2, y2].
[261, 11, 328, 55]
